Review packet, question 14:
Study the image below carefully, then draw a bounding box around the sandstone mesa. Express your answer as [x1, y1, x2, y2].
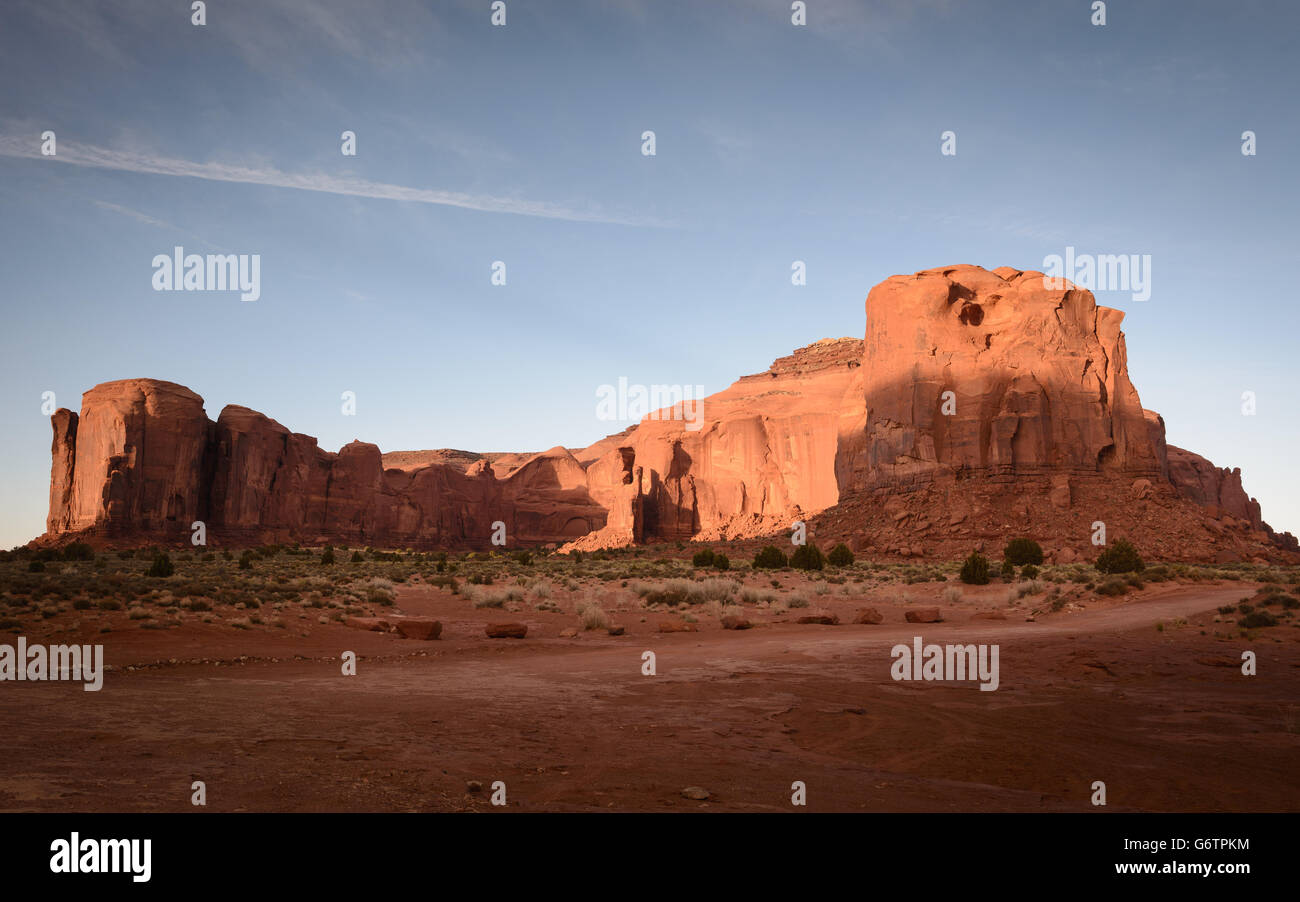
[36, 265, 1296, 563]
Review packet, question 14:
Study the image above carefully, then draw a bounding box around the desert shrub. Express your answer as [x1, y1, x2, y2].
[1144, 564, 1170, 582]
[712, 554, 730, 571]
[700, 578, 738, 601]
[467, 586, 506, 608]
[960, 552, 990, 585]
[827, 543, 855, 567]
[645, 578, 705, 607]
[753, 546, 788, 570]
[577, 598, 609, 631]
[1096, 576, 1128, 596]
[72, 598, 92, 610]
[1004, 538, 1044, 566]
[63, 542, 95, 561]
[147, 553, 174, 578]
[97, 599, 123, 610]
[320, 546, 336, 565]
[790, 544, 825, 571]
[1095, 539, 1144, 574]
[28, 561, 45, 573]
[999, 559, 1014, 580]
[512, 551, 532, 566]
[1020, 564, 1040, 580]
[365, 578, 396, 604]
[238, 552, 253, 571]
[692, 548, 716, 567]
[941, 585, 963, 604]
[1239, 610, 1278, 629]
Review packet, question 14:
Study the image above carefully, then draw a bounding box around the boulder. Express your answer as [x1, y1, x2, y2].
[485, 622, 527, 639]
[395, 618, 442, 640]
[658, 620, 699, 633]
[904, 607, 943, 623]
[720, 615, 752, 630]
[797, 614, 839, 625]
[853, 608, 884, 624]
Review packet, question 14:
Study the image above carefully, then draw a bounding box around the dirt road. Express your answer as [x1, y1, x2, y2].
[2, 584, 1296, 812]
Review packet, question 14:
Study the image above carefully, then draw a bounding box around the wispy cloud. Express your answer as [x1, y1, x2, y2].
[90, 199, 233, 252]
[0, 135, 661, 226]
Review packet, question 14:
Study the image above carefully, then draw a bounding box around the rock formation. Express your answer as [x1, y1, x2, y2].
[36, 265, 1294, 562]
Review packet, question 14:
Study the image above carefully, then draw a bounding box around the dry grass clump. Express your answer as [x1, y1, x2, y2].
[576, 597, 609, 631]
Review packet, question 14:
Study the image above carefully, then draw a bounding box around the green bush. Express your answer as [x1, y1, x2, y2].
[960, 552, 990, 585]
[1095, 539, 1144, 574]
[27, 560, 45, 573]
[147, 553, 174, 578]
[238, 552, 253, 571]
[999, 559, 1014, 580]
[1004, 538, 1044, 566]
[790, 544, 825, 571]
[320, 546, 336, 565]
[512, 551, 533, 566]
[1021, 564, 1040, 580]
[753, 546, 788, 569]
[692, 548, 716, 567]
[1096, 576, 1128, 596]
[351, 551, 364, 563]
[1239, 610, 1278, 629]
[712, 554, 730, 571]
[827, 543, 855, 567]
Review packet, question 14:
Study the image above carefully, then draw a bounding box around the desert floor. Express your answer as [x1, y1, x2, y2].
[2, 562, 1296, 812]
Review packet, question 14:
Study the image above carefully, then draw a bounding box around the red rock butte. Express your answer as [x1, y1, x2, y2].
[38, 265, 1296, 563]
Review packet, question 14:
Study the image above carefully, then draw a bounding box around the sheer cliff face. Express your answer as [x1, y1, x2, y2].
[41, 266, 1281, 555]
[45, 383, 610, 548]
[839, 265, 1164, 491]
[48, 380, 210, 536]
[568, 337, 864, 547]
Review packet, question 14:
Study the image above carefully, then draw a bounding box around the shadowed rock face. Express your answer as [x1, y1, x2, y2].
[38, 266, 1290, 558]
[45, 383, 609, 548]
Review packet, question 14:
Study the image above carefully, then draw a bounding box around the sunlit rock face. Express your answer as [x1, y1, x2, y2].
[38, 266, 1289, 561]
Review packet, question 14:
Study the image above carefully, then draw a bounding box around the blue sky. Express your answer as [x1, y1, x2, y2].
[1, 0, 1297, 547]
